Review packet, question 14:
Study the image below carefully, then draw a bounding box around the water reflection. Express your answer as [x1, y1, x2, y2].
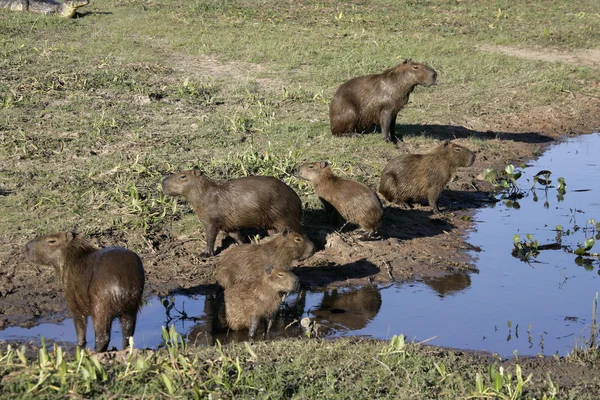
[312, 286, 382, 331]
[421, 273, 472, 298]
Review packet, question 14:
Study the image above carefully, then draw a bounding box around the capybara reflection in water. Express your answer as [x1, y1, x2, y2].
[224, 266, 299, 338]
[25, 232, 145, 352]
[162, 169, 304, 257]
[217, 229, 315, 289]
[379, 140, 476, 214]
[297, 161, 383, 236]
[329, 59, 437, 142]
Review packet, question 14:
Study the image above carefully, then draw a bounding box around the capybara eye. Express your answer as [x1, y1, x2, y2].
[412, 65, 420, 69]
[179, 175, 187, 179]
[47, 239, 57, 245]
[308, 165, 313, 169]
[277, 273, 284, 277]
[294, 237, 302, 242]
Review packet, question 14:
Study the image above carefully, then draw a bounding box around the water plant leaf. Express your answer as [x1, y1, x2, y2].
[513, 234, 521, 245]
[535, 170, 552, 177]
[584, 238, 595, 251]
[505, 164, 515, 174]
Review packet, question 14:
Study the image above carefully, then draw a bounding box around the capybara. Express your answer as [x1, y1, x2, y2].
[378, 140, 476, 214]
[162, 169, 304, 256]
[329, 59, 437, 142]
[216, 228, 315, 289]
[297, 161, 383, 235]
[25, 231, 145, 352]
[224, 266, 299, 338]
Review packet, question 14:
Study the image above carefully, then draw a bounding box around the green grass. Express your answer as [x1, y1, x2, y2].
[2, 330, 598, 399]
[2, 0, 599, 249]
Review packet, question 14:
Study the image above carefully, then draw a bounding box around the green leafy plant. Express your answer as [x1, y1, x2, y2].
[512, 233, 540, 262]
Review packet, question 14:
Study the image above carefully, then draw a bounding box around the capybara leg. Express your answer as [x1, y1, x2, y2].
[389, 114, 401, 142]
[264, 318, 273, 336]
[428, 190, 442, 214]
[120, 313, 137, 349]
[92, 312, 112, 352]
[248, 317, 259, 339]
[201, 224, 219, 257]
[73, 314, 88, 348]
[228, 231, 244, 245]
[379, 110, 395, 142]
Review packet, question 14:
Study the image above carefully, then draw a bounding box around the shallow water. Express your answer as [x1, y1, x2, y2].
[2, 133, 599, 356]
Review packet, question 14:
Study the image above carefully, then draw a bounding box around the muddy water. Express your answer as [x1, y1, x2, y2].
[1, 134, 599, 356]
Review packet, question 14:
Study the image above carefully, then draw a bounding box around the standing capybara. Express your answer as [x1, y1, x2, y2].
[297, 161, 383, 235]
[329, 59, 437, 142]
[25, 231, 145, 352]
[162, 169, 304, 256]
[224, 266, 299, 338]
[379, 140, 476, 214]
[216, 228, 315, 289]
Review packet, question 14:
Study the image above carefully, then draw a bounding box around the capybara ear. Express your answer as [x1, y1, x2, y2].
[282, 227, 290, 236]
[319, 161, 329, 169]
[264, 265, 273, 275]
[443, 140, 450, 147]
[66, 231, 76, 242]
[192, 169, 202, 177]
[403, 58, 412, 64]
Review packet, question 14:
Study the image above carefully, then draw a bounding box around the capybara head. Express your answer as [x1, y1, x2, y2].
[25, 231, 83, 267]
[436, 140, 476, 167]
[296, 161, 331, 183]
[395, 59, 437, 87]
[277, 228, 316, 261]
[263, 266, 299, 293]
[162, 169, 205, 197]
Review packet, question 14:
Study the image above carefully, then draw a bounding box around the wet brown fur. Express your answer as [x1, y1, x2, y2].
[224, 266, 299, 337]
[297, 161, 383, 233]
[329, 59, 437, 142]
[216, 230, 315, 289]
[379, 140, 476, 213]
[162, 170, 304, 256]
[25, 232, 145, 352]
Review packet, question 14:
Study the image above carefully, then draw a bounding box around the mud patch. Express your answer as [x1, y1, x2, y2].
[478, 44, 600, 68]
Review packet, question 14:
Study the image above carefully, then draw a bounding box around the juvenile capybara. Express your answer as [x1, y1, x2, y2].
[216, 228, 315, 289]
[25, 231, 145, 352]
[297, 161, 383, 235]
[162, 169, 304, 256]
[379, 140, 476, 214]
[224, 266, 299, 338]
[329, 59, 437, 142]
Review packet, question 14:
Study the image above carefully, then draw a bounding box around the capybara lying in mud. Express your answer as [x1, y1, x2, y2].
[379, 140, 476, 214]
[224, 266, 299, 338]
[25, 231, 145, 352]
[216, 228, 315, 289]
[162, 169, 304, 257]
[297, 161, 383, 235]
[329, 59, 437, 142]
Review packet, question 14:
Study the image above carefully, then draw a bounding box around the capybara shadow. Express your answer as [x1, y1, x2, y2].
[312, 286, 382, 331]
[25, 231, 145, 352]
[379, 140, 476, 214]
[399, 124, 555, 144]
[294, 259, 380, 287]
[297, 161, 383, 236]
[378, 207, 455, 241]
[162, 169, 304, 257]
[330, 59, 437, 143]
[421, 272, 472, 298]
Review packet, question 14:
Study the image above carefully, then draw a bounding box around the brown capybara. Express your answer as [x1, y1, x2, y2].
[224, 266, 299, 338]
[329, 59, 437, 142]
[379, 140, 476, 214]
[162, 169, 304, 257]
[216, 228, 315, 289]
[297, 161, 383, 235]
[25, 231, 145, 352]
